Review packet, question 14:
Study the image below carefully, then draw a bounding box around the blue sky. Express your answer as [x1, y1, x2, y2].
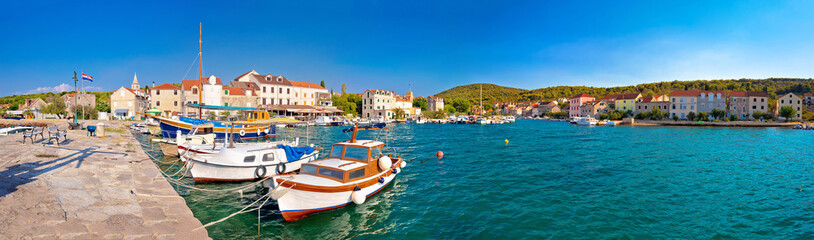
[2, 1, 814, 97]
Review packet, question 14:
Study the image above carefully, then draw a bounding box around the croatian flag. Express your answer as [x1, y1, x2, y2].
[82, 73, 93, 82]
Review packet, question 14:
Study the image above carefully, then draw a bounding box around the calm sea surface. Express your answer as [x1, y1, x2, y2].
[134, 120, 814, 239]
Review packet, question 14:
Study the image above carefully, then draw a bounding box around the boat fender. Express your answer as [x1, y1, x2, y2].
[264, 128, 269, 134]
[276, 163, 286, 174]
[378, 156, 392, 170]
[271, 186, 289, 200]
[239, 129, 246, 137]
[400, 160, 406, 168]
[255, 166, 267, 179]
[378, 177, 385, 184]
[392, 168, 399, 174]
[352, 186, 366, 204]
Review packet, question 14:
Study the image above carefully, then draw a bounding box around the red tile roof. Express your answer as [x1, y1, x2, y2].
[222, 86, 245, 96]
[182, 76, 223, 90]
[729, 91, 748, 97]
[289, 80, 326, 90]
[571, 93, 593, 99]
[152, 83, 181, 90]
[746, 91, 768, 97]
[669, 90, 702, 96]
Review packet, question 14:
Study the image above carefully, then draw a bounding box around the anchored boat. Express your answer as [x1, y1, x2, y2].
[185, 140, 318, 183]
[269, 123, 405, 221]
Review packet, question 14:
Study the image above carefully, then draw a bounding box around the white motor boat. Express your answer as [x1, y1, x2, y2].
[270, 123, 404, 221]
[0, 126, 33, 136]
[577, 117, 598, 125]
[186, 143, 318, 183]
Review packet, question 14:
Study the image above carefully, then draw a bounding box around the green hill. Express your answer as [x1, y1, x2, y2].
[434, 83, 528, 105]
[435, 78, 814, 105]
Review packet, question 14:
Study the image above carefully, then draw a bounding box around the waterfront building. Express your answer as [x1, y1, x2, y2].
[61, 93, 96, 117]
[232, 70, 328, 107]
[728, 91, 768, 120]
[669, 90, 700, 120]
[427, 96, 444, 111]
[532, 101, 561, 116]
[362, 89, 396, 119]
[569, 93, 595, 118]
[221, 86, 259, 109]
[580, 101, 607, 119]
[804, 93, 814, 111]
[147, 83, 182, 117]
[17, 98, 48, 118]
[635, 94, 670, 117]
[696, 91, 726, 114]
[111, 83, 150, 120]
[775, 93, 803, 121]
[395, 92, 421, 117]
[615, 93, 642, 112]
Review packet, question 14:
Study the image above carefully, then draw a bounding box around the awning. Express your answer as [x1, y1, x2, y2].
[184, 103, 259, 111]
[114, 109, 129, 114]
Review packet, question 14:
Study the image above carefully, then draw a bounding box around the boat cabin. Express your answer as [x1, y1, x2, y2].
[299, 140, 387, 183]
[245, 110, 271, 122]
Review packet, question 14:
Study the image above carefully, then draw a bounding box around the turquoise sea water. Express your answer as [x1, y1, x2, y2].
[135, 120, 814, 239]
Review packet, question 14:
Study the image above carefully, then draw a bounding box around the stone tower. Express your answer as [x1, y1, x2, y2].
[131, 73, 140, 89]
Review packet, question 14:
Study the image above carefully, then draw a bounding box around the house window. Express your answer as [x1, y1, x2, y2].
[174, 90, 178, 95]
[174, 101, 178, 106]
[192, 88, 198, 94]
[156, 90, 160, 95]
[224, 103, 229, 107]
[279, 88, 282, 93]
[287, 88, 290, 94]
[224, 90, 229, 95]
[271, 87, 274, 93]
[263, 87, 266, 93]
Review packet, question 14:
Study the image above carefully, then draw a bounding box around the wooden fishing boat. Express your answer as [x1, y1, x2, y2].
[144, 106, 276, 141]
[270, 123, 405, 221]
[186, 142, 318, 183]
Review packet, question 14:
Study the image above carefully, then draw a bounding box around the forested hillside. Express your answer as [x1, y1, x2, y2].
[435, 78, 814, 105]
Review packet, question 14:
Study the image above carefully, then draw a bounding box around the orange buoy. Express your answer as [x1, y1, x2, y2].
[436, 151, 444, 159]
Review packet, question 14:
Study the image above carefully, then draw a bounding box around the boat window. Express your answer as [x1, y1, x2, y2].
[318, 168, 344, 180]
[372, 147, 383, 159]
[330, 145, 343, 158]
[243, 155, 255, 163]
[302, 165, 317, 174]
[262, 153, 274, 162]
[348, 168, 365, 179]
[344, 147, 369, 161]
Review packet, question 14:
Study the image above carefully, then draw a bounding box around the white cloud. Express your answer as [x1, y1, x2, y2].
[26, 83, 75, 94]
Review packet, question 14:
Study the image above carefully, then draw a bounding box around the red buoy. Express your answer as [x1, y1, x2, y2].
[436, 151, 444, 159]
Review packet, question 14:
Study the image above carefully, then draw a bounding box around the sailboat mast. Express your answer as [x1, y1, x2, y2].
[198, 22, 203, 119]
[480, 84, 483, 116]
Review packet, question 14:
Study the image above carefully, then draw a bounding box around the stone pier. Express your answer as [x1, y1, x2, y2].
[0, 120, 209, 239]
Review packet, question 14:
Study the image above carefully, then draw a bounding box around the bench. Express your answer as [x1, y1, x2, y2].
[22, 127, 44, 143]
[47, 125, 68, 145]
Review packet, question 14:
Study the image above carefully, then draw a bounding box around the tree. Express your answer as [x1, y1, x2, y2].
[729, 114, 737, 121]
[341, 83, 347, 95]
[649, 108, 664, 120]
[320, 80, 325, 88]
[69, 105, 98, 120]
[673, 115, 679, 121]
[413, 98, 428, 111]
[451, 99, 471, 114]
[697, 112, 709, 121]
[599, 113, 609, 120]
[96, 101, 110, 113]
[443, 105, 455, 114]
[779, 106, 797, 121]
[687, 111, 696, 121]
[711, 109, 726, 120]
[393, 108, 405, 119]
[752, 111, 765, 120]
[42, 100, 67, 119]
[205, 111, 216, 120]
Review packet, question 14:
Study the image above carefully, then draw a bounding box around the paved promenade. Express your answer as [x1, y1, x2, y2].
[0, 120, 209, 239]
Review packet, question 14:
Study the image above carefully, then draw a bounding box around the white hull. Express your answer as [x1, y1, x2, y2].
[274, 169, 398, 221]
[189, 152, 317, 182]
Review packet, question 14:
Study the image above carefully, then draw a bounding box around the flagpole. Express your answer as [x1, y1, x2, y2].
[72, 72, 78, 124]
[81, 71, 85, 121]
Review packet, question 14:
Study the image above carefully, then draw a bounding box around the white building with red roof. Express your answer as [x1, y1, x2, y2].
[231, 70, 328, 107]
[111, 74, 150, 119]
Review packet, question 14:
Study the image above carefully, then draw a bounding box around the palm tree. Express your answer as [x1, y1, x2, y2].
[393, 108, 405, 119]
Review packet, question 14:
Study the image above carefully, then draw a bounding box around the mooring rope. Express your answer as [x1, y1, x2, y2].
[193, 190, 273, 231]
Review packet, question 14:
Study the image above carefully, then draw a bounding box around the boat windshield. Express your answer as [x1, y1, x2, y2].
[343, 147, 369, 161]
[318, 168, 344, 180]
[330, 145, 343, 158]
[302, 165, 317, 174]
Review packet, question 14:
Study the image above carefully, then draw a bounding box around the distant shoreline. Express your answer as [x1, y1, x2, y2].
[633, 120, 800, 128]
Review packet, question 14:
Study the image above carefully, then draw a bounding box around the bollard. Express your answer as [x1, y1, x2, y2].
[98, 122, 105, 137]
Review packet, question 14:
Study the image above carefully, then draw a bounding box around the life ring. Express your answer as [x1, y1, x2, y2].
[239, 129, 246, 137]
[276, 163, 286, 174]
[255, 166, 267, 179]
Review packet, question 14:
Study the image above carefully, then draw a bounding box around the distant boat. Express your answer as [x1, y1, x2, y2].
[576, 117, 597, 125]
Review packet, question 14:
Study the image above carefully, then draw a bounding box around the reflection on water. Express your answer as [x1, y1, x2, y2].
[134, 121, 814, 239]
